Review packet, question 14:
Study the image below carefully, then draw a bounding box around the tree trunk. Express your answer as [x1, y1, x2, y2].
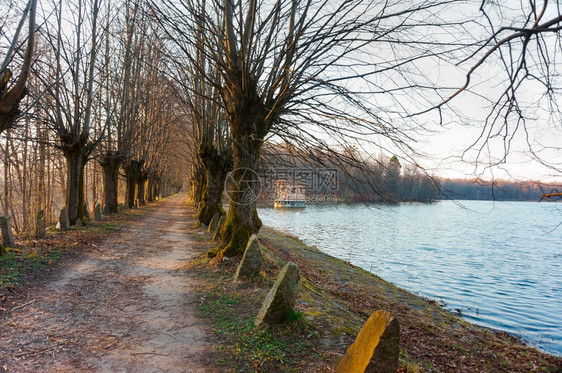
[63, 146, 87, 225]
[21, 118, 30, 232]
[147, 176, 155, 202]
[198, 150, 231, 225]
[137, 173, 148, 206]
[2, 134, 9, 216]
[154, 177, 162, 198]
[37, 123, 46, 216]
[191, 162, 206, 205]
[211, 134, 262, 258]
[125, 160, 142, 208]
[101, 152, 121, 214]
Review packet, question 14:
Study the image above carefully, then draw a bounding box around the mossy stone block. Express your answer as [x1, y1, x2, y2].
[255, 262, 300, 326]
[208, 212, 220, 233]
[234, 234, 262, 280]
[94, 203, 102, 221]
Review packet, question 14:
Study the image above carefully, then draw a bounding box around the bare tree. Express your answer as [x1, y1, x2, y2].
[0, 0, 38, 132]
[154, 0, 467, 256]
[36, 0, 105, 225]
[98, 0, 140, 213]
[432, 0, 562, 178]
[158, 11, 233, 225]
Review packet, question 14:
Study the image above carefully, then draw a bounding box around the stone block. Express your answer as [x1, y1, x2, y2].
[83, 203, 91, 223]
[234, 234, 262, 280]
[255, 262, 300, 326]
[336, 310, 400, 373]
[208, 212, 220, 233]
[213, 216, 226, 241]
[59, 207, 70, 231]
[94, 203, 102, 221]
[0, 216, 15, 246]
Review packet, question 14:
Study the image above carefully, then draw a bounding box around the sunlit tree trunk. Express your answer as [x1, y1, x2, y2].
[137, 172, 148, 206]
[101, 151, 121, 214]
[198, 149, 231, 225]
[213, 95, 269, 256]
[126, 160, 142, 208]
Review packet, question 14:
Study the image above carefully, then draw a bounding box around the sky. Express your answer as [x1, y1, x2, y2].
[4, 0, 561, 183]
[301, 0, 562, 184]
[416, 72, 562, 183]
[390, 1, 562, 183]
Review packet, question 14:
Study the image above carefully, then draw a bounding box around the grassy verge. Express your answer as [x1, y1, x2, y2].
[0, 248, 65, 287]
[0, 220, 122, 290]
[185, 203, 562, 372]
[187, 254, 320, 372]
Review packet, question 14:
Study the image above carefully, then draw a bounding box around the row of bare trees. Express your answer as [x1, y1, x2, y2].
[1, 0, 188, 237]
[154, 0, 562, 257]
[2, 0, 560, 253]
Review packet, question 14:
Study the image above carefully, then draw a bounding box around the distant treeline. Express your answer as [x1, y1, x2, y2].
[438, 179, 560, 201]
[259, 144, 560, 203]
[260, 145, 437, 203]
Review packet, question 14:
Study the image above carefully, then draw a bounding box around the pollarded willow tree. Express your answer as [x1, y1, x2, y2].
[177, 73, 232, 226]
[122, 31, 183, 208]
[35, 0, 107, 225]
[97, 0, 140, 214]
[155, 0, 470, 257]
[96, 0, 164, 212]
[0, 0, 37, 133]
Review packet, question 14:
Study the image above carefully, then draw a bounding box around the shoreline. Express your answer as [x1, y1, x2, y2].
[256, 200, 562, 359]
[188, 200, 562, 372]
[263, 224, 560, 358]
[257, 226, 562, 371]
[2, 198, 560, 371]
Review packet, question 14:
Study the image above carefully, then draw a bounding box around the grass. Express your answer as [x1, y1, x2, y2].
[0, 218, 124, 290]
[184, 198, 562, 372]
[188, 253, 318, 372]
[256, 227, 562, 372]
[0, 247, 65, 288]
[84, 222, 121, 232]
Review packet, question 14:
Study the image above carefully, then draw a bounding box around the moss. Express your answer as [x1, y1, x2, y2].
[206, 246, 221, 258]
[221, 226, 252, 257]
[208, 212, 256, 258]
[191, 204, 562, 372]
[85, 223, 121, 232]
[191, 258, 316, 371]
[198, 203, 225, 226]
[0, 248, 64, 288]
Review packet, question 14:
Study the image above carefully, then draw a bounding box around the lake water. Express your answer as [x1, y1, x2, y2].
[258, 200, 562, 356]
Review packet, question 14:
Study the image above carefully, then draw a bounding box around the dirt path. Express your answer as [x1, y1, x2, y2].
[0, 195, 218, 372]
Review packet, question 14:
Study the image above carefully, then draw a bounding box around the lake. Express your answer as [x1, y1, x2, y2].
[258, 200, 562, 356]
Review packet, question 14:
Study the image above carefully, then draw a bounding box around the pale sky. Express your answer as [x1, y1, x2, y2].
[392, 1, 562, 183]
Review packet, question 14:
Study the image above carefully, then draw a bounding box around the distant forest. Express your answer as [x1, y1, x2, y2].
[438, 179, 560, 202]
[258, 145, 560, 203]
